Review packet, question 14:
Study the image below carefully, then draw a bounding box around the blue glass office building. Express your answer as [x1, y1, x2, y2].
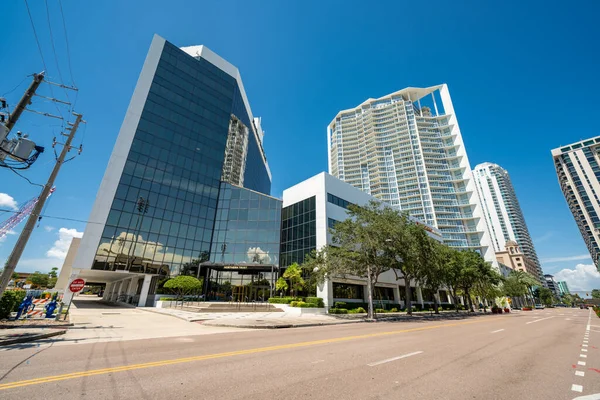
[73, 35, 280, 305]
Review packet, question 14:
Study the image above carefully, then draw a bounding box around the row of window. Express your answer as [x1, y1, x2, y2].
[327, 193, 354, 209]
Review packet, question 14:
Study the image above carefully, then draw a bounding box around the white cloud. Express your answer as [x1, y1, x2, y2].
[554, 263, 600, 292]
[0, 193, 18, 210]
[0, 229, 16, 243]
[541, 254, 591, 263]
[46, 227, 83, 260]
[534, 231, 554, 244]
[44, 226, 55, 232]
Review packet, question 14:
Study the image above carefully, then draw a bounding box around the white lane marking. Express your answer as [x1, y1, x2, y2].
[582, 349, 588, 352]
[572, 393, 600, 400]
[583, 344, 588, 347]
[526, 316, 554, 324]
[580, 354, 588, 358]
[311, 360, 325, 364]
[572, 384, 583, 393]
[578, 361, 587, 366]
[491, 329, 505, 334]
[367, 351, 423, 367]
[576, 371, 585, 377]
[566, 318, 572, 321]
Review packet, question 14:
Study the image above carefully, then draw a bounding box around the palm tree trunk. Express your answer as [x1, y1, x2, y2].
[433, 290, 439, 314]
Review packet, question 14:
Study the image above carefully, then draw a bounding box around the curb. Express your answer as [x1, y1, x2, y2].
[0, 323, 74, 329]
[0, 329, 66, 346]
[202, 320, 362, 329]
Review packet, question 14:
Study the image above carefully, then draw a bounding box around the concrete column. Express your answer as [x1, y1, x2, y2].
[115, 280, 123, 302]
[317, 278, 334, 309]
[393, 286, 401, 305]
[138, 274, 153, 307]
[416, 286, 424, 306]
[103, 283, 112, 301]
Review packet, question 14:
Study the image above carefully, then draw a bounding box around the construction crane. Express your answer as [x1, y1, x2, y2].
[0, 187, 55, 240]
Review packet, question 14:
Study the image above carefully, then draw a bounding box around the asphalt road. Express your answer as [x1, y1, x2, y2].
[0, 308, 598, 400]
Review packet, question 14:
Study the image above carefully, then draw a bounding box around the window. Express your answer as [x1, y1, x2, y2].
[333, 283, 364, 300]
[327, 193, 354, 209]
[328, 218, 340, 229]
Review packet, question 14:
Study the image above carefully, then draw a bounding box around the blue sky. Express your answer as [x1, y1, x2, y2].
[1, 1, 600, 291]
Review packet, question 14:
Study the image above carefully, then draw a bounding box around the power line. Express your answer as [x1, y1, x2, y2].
[0, 208, 102, 225]
[57, 0, 76, 88]
[44, 0, 70, 103]
[1, 76, 29, 97]
[7, 167, 44, 188]
[24, 0, 65, 123]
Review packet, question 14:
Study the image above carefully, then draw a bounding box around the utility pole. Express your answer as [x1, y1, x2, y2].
[4, 72, 45, 132]
[0, 112, 84, 296]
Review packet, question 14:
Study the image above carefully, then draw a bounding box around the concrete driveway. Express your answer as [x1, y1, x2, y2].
[53, 296, 248, 346]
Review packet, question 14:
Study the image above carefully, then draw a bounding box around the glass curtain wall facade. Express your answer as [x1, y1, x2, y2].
[280, 196, 316, 268]
[553, 136, 600, 271]
[78, 35, 277, 297]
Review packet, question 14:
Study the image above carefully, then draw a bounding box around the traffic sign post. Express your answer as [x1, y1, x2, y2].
[64, 278, 86, 320]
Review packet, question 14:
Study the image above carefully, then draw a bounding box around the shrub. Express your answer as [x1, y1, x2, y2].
[348, 309, 360, 314]
[305, 297, 324, 307]
[329, 308, 348, 314]
[334, 301, 347, 309]
[290, 301, 298, 307]
[159, 297, 175, 301]
[0, 290, 25, 319]
[268, 297, 296, 304]
[390, 308, 398, 312]
[355, 307, 366, 313]
[375, 308, 386, 313]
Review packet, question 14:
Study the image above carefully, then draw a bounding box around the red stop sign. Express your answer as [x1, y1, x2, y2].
[69, 278, 86, 293]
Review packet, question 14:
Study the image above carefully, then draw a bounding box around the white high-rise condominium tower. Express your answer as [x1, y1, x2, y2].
[327, 84, 495, 263]
[472, 162, 543, 280]
[552, 136, 600, 271]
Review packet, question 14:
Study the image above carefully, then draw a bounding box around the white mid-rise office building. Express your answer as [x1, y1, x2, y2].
[552, 137, 600, 271]
[327, 84, 495, 264]
[282, 172, 447, 309]
[472, 162, 543, 281]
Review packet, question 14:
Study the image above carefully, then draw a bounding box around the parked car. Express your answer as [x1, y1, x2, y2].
[580, 304, 588, 309]
[535, 304, 545, 309]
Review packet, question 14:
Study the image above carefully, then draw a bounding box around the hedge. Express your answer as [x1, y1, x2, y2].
[305, 297, 324, 307]
[268, 297, 297, 304]
[328, 308, 348, 314]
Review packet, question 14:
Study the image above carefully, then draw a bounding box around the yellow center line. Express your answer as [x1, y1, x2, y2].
[0, 317, 499, 391]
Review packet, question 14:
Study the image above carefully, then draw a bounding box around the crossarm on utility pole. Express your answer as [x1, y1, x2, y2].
[0, 113, 84, 296]
[5, 72, 45, 132]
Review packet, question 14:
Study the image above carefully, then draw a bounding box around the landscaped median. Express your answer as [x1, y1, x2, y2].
[268, 297, 327, 316]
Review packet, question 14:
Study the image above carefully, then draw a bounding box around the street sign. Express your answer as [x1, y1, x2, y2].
[69, 278, 85, 293]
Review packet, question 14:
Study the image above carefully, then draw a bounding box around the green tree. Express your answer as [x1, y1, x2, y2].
[382, 213, 428, 316]
[503, 275, 528, 303]
[275, 277, 288, 295]
[163, 275, 203, 300]
[11, 272, 19, 281]
[592, 289, 600, 299]
[471, 262, 503, 310]
[417, 240, 451, 314]
[48, 267, 59, 279]
[538, 287, 555, 306]
[282, 263, 305, 297]
[29, 271, 49, 289]
[305, 202, 395, 319]
[452, 251, 487, 312]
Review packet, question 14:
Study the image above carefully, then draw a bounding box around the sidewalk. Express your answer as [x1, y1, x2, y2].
[149, 307, 362, 329]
